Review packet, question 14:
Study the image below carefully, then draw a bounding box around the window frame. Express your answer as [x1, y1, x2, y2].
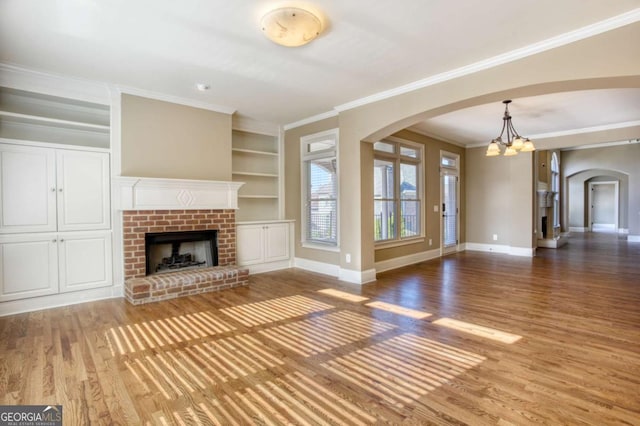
[373, 137, 424, 247]
[300, 128, 339, 250]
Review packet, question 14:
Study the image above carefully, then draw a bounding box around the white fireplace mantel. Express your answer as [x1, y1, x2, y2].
[114, 177, 244, 211]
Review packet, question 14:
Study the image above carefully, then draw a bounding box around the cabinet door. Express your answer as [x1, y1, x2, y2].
[58, 231, 112, 293]
[57, 150, 110, 231]
[264, 223, 290, 262]
[0, 233, 58, 302]
[236, 224, 265, 265]
[0, 144, 57, 233]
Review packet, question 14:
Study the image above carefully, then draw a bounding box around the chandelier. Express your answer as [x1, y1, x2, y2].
[486, 100, 535, 156]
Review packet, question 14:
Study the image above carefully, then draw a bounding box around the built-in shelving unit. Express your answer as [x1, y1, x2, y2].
[232, 129, 281, 222]
[0, 87, 110, 149]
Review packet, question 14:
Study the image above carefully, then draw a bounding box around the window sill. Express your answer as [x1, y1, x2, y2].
[375, 237, 425, 250]
[301, 242, 340, 252]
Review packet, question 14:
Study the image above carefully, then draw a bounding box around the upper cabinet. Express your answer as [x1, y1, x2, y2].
[0, 144, 111, 233]
[232, 129, 281, 222]
[0, 86, 110, 149]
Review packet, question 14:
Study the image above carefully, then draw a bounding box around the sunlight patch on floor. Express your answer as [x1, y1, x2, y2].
[106, 311, 234, 355]
[259, 310, 396, 356]
[365, 301, 432, 319]
[317, 288, 369, 302]
[321, 333, 486, 407]
[220, 295, 334, 327]
[433, 317, 522, 343]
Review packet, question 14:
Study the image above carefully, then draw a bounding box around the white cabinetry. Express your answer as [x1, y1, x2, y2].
[237, 221, 293, 273]
[0, 144, 110, 233]
[0, 231, 112, 301]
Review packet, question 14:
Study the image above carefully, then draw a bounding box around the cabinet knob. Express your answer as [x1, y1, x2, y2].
[58, 188, 63, 192]
[51, 188, 56, 192]
[52, 239, 57, 243]
[60, 239, 64, 242]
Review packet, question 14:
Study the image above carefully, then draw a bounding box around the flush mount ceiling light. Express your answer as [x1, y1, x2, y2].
[486, 100, 535, 157]
[261, 7, 322, 47]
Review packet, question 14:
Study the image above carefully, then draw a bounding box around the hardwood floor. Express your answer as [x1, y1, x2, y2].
[1, 233, 639, 425]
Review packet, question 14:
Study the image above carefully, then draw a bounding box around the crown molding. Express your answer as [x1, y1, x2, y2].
[283, 110, 338, 131]
[561, 139, 640, 151]
[232, 116, 280, 136]
[528, 120, 640, 139]
[117, 86, 236, 115]
[333, 8, 640, 113]
[0, 63, 111, 104]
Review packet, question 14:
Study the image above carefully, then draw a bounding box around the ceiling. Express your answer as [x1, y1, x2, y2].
[1, 0, 640, 143]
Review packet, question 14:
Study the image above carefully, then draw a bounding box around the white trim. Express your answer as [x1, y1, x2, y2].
[628, 235, 640, 243]
[339, 268, 377, 285]
[294, 257, 340, 277]
[333, 9, 640, 113]
[301, 242, 341, 252]
[0, 63, 111, 105]
[375, 249, 440, 273]
[0, 285, 123, 317]
[465, 243, 535, 257]
[569, 227, 588, 232]
[530, 120, 640, 140]
[374, 237, 425, 250]
[588, 181, 619, 232]
[244, 259, 292, 275]
[618, 228, 629, 235]
[561, 138, 640, 151]
[114, 177, 244, 211]
[232, 116, 280, 136]
[284, 110, 338, 131]
[0, 137, 109, 153]
[117, 86, 236, 115]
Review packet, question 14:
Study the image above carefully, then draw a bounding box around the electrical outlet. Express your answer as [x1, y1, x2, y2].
[493, 234, 498, 241]
[433, 205, 439, 212]
[429, 238, 433, 246]
[345, 253, 351, 263]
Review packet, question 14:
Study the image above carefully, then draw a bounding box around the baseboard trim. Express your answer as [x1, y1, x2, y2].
[339, 268, 377, 285]
[628, 235, 640, 243]
[375, 249, 441, 273]
[0, 285, 124, 317]
[618, 228, 629, 234]
[465, 243, 535, 257]
[294, 257, 340, 277]
[244, 259, 292, 275]
[569, 227, 588, 232]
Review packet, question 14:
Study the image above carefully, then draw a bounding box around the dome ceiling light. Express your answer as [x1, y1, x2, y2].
[261, 7, 322, 47]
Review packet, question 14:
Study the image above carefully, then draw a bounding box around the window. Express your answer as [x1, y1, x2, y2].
[301, 129, 338, 247]
[374, 139, 423, 243]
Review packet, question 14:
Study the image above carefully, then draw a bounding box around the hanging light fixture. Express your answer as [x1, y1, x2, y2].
[486, 100, 535, 157]
[261, 7, 322, 47]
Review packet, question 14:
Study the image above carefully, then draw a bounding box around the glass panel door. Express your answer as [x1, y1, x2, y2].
[442, 174, 458, 253]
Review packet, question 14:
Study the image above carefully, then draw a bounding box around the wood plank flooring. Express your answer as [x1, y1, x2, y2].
[1, 232, 639, 425]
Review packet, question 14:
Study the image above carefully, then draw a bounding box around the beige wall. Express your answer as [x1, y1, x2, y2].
[284, 116, 340, 265]
[121, 94, 232, 180]
[334, 21, 640, 273]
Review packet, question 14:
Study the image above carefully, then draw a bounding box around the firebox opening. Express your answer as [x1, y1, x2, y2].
[145, 230, 218, 275]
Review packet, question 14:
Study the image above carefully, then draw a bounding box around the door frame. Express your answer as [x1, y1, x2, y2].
[440, 151, 460, 255]
[588, 181, 618, 232]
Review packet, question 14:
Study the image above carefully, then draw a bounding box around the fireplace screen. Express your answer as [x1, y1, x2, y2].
[145, 230, 218, 275]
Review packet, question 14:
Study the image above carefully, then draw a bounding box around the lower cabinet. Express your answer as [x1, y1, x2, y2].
[237, 221, 293, 273]
[0, 230, 112, 302]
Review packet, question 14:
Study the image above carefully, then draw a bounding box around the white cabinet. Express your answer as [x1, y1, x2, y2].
[237, 221, 293, 273]
[0, 144, 110, 233]
[0, 144, 57, 233]
[0, 233, 58, 301]
[0, 231, 112, 301]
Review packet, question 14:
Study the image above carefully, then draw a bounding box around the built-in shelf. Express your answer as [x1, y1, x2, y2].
[232, 148, 278, 156]
[232, 129, 280, 222]
[0, 86, 110, 149]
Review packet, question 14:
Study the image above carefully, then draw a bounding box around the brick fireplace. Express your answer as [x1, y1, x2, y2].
[116, 178, 248, 304]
